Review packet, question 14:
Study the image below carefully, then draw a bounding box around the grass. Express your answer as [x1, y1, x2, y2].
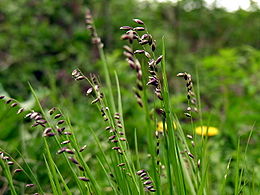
[0, 9, 258, 195]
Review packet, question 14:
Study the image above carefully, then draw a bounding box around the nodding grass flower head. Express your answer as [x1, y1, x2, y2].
[195, 126, 219, 136]
[156, 121, 176, 133]
[177, 72, 198, 117]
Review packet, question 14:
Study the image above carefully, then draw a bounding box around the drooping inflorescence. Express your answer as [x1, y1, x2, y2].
[120, 18, 164, 108]
[71, 69, 128, 171]
[85, 9, 103, 49]
[136, 169, 156, 192]
[177, 72, 198, 117]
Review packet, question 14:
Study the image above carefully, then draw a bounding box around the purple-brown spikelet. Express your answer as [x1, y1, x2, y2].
[143, 180, 153, 185]
[61, 140, 70, 145]
[65, 149, 75, 154]
[45, 132, 56, 137]
[142, 176, 150, 180]
[68, 156, 79, 165]
[7, 161, 14, 165]
[146, 185, 154, 190]
[136, 170, 144, 176]
[79, 145, 87, 152]
[111, 139, 118, 143]
[30, 112, 39, 119]
[31, 123, 39, 127]
[133, 18, 145, 25]
[78, 176, 90, 182]
[10, 102, 18, 107]
[112, 147, 121, 150]
[48, 107, 56, 115]
[43, 127, 52, 134]
[105, 126, 111, 131]
[136, 169, 156, 192]
[17, 108, 24, 114]
[188, 152, 194, 159]
[120, 26, 133, 30]
[57, 120, 65, 125]
[57, 147, 67, 154]
[117, 163, 125, 167]
[54, 114, 62, 119]
[25, 184, 35, 188]
[134, 27, 145, 31]
[86, 87, 93, 95]
[78, 165, 84, 171]
[0, 95, 5, 99]
[14, 169, 23, 173]
[177, 72, 198, 117]
[57, 127, 65, 134]
[6, 99, 12, 104]
[148, 188, 156, 192]
[155, 55, 163, 65]
[109, 135, 116, 140]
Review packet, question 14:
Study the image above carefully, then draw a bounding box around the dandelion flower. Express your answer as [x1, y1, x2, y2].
[156, 121, 176, 132]
[195, 126, 219, 136]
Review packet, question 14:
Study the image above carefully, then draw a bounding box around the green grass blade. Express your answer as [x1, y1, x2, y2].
[43, 155, 58, 195]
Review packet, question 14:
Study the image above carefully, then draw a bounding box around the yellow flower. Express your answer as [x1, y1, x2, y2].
[156, 121, 176, 132]
[195, 126, 219, 136]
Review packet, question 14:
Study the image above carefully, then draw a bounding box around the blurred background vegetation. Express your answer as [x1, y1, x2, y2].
[1, 0, 260, 193]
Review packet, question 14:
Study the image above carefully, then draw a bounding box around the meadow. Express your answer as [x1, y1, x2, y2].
[1, 1, 260, 194]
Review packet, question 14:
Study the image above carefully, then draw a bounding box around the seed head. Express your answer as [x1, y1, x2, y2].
[48, 107, 56, 115]
[14, 169, 23, 173]
[112, 147, 121, 150]
[133, 18, 144, 25]
[142, 176, 150, 180]
[78, 165, 84, 171]
[57, 147, 67, 154]
[68, 156, 79, 164]
[25, 184, 34, 188]
[65, 149, 75, 154]
[54, 114, 62, 119]
[109, 135, 116, 140]
[61, 140, 70, 145]
[6, 99, 12, 104]
[11, 103, 18, 107]
[155, 55, 163, 64]
[143, 180, 152, 185]
[78, 176, 90, 182]
[188, 152, 194, 159]
[86, 87, 93, 95]
[17, 108, 24, 114]
[134, 50, 145, 54]
[120, 26, 133, 30]
[148, 188, 156, 192]
[57, 120, 65, 125]
[79, 145, 87, 152]
[117, 163, 125, 167]
[136, 169, 145, 175]
[184, 113, 191, 118]
[45, 132, 56, 137]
